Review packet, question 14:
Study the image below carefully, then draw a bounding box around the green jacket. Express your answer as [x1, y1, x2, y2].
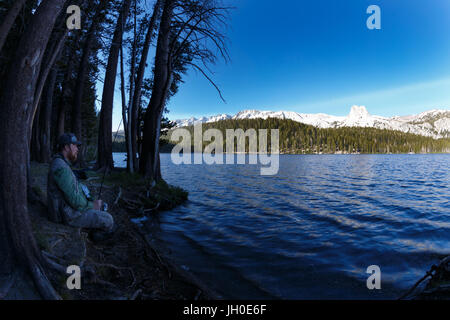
[47, 153, 93, 223]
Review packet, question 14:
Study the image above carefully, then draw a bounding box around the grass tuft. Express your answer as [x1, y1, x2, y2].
[103, 171, 147, 188]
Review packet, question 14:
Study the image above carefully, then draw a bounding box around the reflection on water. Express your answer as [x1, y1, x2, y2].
[113, 153, 450, 299]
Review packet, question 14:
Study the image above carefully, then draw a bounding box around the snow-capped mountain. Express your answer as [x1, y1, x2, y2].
[174, 114, 231, 127]
[173, 106, 450, 138]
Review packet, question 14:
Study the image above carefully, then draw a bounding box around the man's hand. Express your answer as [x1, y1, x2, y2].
[93, 199, 103, 211]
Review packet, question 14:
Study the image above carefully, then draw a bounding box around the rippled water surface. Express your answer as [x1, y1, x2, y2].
[114, 153, 450, 299]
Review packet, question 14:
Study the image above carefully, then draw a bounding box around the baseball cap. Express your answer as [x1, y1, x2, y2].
[58, 133, 82, 147]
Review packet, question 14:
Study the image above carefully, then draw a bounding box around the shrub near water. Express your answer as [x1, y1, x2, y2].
[140, 179, 189, 211]
[103, 171, 147, 188]
[103, 171, 188, 211]
[152, 179, 188, 210]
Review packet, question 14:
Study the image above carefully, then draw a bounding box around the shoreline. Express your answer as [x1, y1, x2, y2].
[20, 161, 449, 300]
[22, 161, 221, 300]
[155, 149, 450, 155]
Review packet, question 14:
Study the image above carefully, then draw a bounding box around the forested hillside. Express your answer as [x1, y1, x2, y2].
[164, 118, 450, 154]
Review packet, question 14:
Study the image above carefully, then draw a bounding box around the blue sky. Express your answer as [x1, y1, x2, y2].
[111, 0, 450, 129]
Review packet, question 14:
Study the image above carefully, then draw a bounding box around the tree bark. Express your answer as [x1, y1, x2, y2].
[97, 0, 133, 172]
[39, 67, 58, 163]
[28, 25, 68, 164]
[125, 0, 138, 173]
[54, 1, 87, 149]
[30, 101, 42, 162]
[72, 1, 107, 167]
[0, 0, 66, 300]
[56, 44, 77, 145]
[0, 0, 27, 53]
[72, 28, 95, 156]
[119, 32, 130, 168]
[139, 0, 173, 180]
[130, 0, 162, 172]
[30, 29, 67, 140]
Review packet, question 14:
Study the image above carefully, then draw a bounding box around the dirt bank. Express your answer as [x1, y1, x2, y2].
[22, 161, 222, 300]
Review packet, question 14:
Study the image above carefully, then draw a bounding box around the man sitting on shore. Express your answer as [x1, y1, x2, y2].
[47, 133, 114, 239]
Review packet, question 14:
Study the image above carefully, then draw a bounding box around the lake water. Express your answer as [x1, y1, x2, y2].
[113, 153, 450, 299]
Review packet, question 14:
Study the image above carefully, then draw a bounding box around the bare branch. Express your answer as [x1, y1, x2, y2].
[186, 61, 225, 103]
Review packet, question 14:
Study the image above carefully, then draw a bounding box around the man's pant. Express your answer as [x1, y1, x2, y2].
[64, 208, 114, 232]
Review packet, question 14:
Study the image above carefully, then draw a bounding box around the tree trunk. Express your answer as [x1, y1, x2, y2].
[125, 0, 138, 173]
[0, 0, 27, 53]
[72, 30, 95, 163]
[30, 102, 42, 162]
[73, 1, 107, 167]
[56, 44, 77, 145]
[119, 32, 130, 169]
[0, 0, 66, 300]
[97, 0, 132, 172]
[30, 29, 67, 140]
[131, 0, 162, 172]
[30, 65, 57, 163]
[139, 0, 173, 180]
[39, 67, 58, 163]
[29, 0, 80, 140]
[28, 26, 67, 164]
[54, 1, 86, 150]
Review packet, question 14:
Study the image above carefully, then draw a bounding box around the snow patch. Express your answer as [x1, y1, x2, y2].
[174, 106, 450, 138]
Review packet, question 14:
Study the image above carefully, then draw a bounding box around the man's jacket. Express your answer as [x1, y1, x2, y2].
[47, 153, 93, 223]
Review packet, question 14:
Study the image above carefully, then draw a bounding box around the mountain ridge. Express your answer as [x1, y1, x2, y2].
[173, 106, 450, 139]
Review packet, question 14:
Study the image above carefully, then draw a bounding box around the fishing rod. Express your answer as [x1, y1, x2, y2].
[98, 117, 124, 200]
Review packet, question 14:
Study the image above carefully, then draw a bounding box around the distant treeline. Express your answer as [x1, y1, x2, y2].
[155, 118, 450, 154]
[112, 141, 127, 153]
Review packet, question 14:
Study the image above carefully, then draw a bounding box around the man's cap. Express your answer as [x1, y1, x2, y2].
[58, 133, 82, 147]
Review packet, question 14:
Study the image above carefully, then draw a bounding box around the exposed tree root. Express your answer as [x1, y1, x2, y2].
[130, 289, 142, 300]
[42, 251, 66, 273]
[113, 187, 122, 206]
[29, 262, 61, 300]
[90, 262, 135, 288]
[0, 273, 16, 299]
